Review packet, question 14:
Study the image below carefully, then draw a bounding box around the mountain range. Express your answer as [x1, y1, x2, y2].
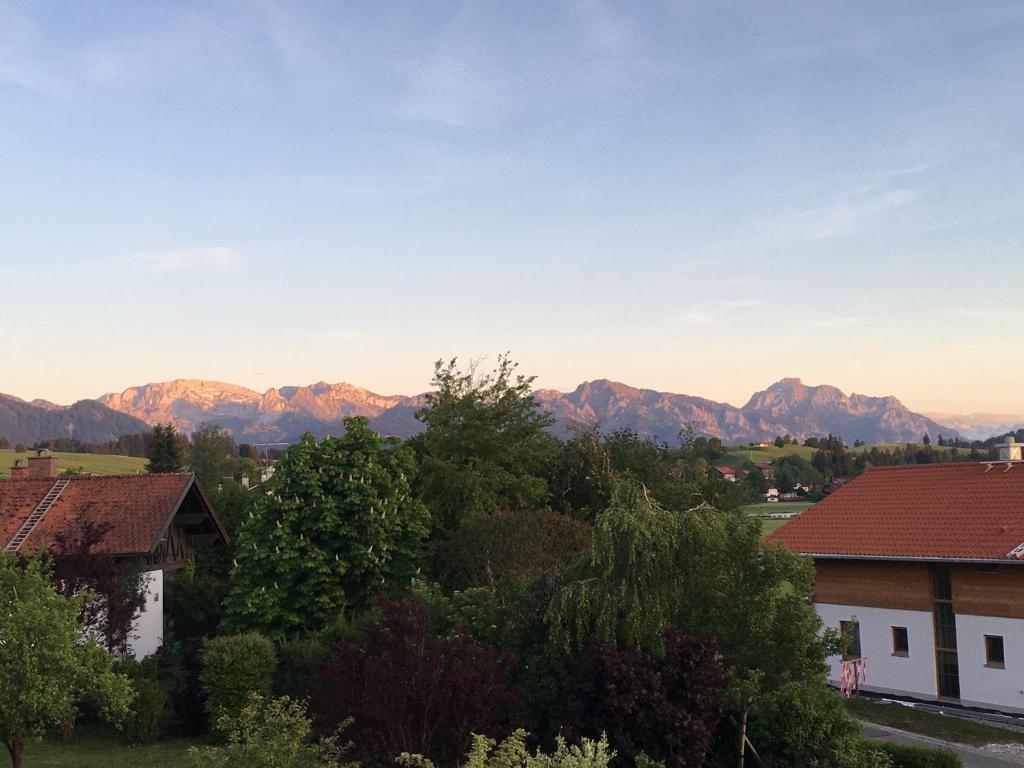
[0, 377, 980, 448]
[923, 412, 1024, 442]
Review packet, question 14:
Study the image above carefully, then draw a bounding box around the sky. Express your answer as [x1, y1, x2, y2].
[2, 1, 1024, 414]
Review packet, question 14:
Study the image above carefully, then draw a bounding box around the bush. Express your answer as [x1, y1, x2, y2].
[189, 692, 351, 768]
[200, 632, 276, 732]
[747, 682, 860, 766]
[129, 678, 169, 744]
[310, 595, 521, 768]
[876, 743, 962, 768]
[398, 729, 615, 768]
[559, 631, 728, 768]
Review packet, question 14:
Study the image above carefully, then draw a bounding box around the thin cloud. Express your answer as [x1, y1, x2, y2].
[136, 247, 244, 273]
[809, 317, 865, 329]
[678, 300, 764, 326]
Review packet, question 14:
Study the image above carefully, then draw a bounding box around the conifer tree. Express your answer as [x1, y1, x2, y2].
[146, 423, 184, 473]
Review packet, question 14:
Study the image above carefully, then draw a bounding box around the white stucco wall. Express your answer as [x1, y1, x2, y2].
[815, 603, 937, 700]
[127, 569, 164, 658]
[956, 614, 1024, 712]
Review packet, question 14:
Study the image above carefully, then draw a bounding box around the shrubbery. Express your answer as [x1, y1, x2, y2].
[747, 682, 861, 766]
[876, 742, 963, 768]
[398, 729, 615, 768]
[310, 596, 521, 768]
[190, 693, 352, 768]
[559, 631, 728, 768]
[200, 632, 277, 731]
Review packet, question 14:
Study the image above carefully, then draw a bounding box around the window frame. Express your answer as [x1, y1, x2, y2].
[985, 635, 1006, 669]
[891, 626, 909, 657]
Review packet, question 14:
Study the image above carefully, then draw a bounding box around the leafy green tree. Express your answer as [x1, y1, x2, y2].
[146, 423, 184, 473]
[776, 454, 825, 492]
[0, 556, 133, 768]
[547, 482, 839, 767]
[415, 355, 558, 532]
[190, 423, 239, 490]
[225, 419, 430, 638]
[189, 693, 353, 768]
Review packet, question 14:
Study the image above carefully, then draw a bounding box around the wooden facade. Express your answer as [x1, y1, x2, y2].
[814, 558, 1024, 619]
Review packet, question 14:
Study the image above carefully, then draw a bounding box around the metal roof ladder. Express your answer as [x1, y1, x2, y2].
[4, 477, 71, 552]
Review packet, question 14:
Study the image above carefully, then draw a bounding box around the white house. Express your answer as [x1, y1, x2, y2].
[767, 439, 1024, 713]
[1, 453, 228, 656]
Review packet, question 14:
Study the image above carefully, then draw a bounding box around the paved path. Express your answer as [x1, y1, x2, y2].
[861, 722, 1023, 768]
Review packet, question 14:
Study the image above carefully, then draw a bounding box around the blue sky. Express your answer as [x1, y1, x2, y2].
[2, 1, 1023, 413]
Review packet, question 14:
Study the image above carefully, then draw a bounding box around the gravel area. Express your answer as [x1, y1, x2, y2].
[982, 744, 1024, 764]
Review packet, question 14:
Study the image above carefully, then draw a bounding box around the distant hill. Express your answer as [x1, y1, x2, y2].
[0, 395, 150, 446]
[93, 376, 955, 446]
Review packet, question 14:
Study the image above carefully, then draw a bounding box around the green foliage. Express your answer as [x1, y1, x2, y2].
[189, 423, 239, 490]
[225, 418, 430, 638]
[875, 742, 962, 768]
[436, 508, 590, 598]
[147, 423, 185, 473]
[0, 556, 133, 768]
[773, 453, 825, 492]
[414, 581, 506, 646]
[546, 480, 839, 763]
[189, 693, 353, 768]
[747, 682, 860, 767]
[398, 729, 615, 768]
[416, 355, 558, 532]
[128, 678, 169, 744]
[842, 741, 897, 768]
[199, 633, 276, 731]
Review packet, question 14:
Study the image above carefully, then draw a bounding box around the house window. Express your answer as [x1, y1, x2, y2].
[985, 635, 1005, 668]
[892, 626, 909, 656]
[840, 620, 861, 659]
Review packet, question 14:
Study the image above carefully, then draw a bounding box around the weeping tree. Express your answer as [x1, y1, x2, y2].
[546, 482, 840, 768]
[225, 418, 430, 638]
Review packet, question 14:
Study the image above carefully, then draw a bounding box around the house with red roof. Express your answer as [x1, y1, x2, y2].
[767, 437, 1024, 713]
[1, 452, 228, 656]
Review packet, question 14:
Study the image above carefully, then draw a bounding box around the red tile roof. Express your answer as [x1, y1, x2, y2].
[766, 462, 1024, 561]
[0, 474, 206, 556]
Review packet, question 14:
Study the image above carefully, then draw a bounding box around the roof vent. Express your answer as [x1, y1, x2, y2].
[998, 436, 1023, 462]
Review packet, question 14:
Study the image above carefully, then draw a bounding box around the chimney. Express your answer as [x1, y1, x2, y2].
[9, 459, 28, 481]
[27, 450, 58, 479]
[998, 436, 1023, 462]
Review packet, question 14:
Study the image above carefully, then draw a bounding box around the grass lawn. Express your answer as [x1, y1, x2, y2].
[21, 732, 195, 767]
[0, 449, 146, 478]
[742, 501, 813, 516]
[845, 697, 1024, 747]
[760, 518, 790, 535]
[717, 444, 817, 465]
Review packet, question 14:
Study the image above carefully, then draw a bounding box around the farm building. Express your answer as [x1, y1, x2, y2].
[767, 438, 1024, 713]
[0, 452, 228, 656]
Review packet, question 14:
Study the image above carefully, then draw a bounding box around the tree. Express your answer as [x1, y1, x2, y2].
[310, 596, 521, 768]
[147, 423, 185, 473]
[225, 419, 430, 638]
[546, 482, 840, 768]
[559, 631, 728, 768]
[415, 356, 558, 532]
[0, 556, 133, 768]
[436, 508, 590, 598]
[773, 436, 785, 448]
[190, 693, 352, 768]
[923, 433, 931, 446]
[190, 423, 238, 490]
[45, 521, 147, 655]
